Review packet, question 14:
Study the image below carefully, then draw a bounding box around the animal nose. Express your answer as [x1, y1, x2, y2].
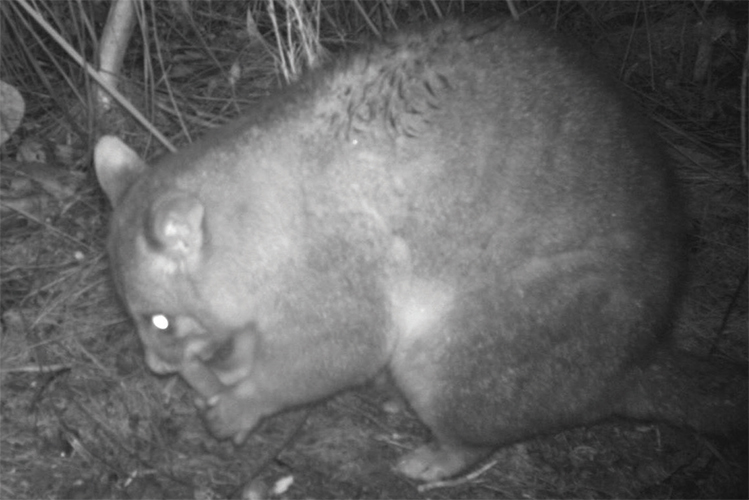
[145, 348, 179, 374]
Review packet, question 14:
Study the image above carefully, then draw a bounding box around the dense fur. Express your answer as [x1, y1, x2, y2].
[95, 19, 747, 482]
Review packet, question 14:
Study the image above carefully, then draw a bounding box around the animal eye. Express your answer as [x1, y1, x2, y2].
[150, 314, 172, 332]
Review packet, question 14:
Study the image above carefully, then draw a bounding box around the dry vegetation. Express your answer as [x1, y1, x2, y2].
[1, 1, 747, 499]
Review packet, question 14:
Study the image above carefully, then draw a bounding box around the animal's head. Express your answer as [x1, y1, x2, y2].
[94, 136, 224, 374]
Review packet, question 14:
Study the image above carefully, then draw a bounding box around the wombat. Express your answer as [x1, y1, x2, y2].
[94, 19, 747, 482]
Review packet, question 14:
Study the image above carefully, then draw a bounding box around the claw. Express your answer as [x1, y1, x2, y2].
[233, 428, 251, 445]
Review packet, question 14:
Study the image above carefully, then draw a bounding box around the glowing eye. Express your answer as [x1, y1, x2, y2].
[152, 314, 170, 331]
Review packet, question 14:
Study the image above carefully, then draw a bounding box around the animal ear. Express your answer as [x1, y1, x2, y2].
[150, 194, 205, 259]
[94, 135, 148, 206]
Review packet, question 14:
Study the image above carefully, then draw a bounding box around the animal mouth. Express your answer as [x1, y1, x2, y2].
[145, 349, 180, 374]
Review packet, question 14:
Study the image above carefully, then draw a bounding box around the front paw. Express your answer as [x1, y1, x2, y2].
[197, 393, 260, 444]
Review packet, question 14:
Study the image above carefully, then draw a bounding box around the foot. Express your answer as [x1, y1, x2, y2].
[197, 390, 262, 444]
[395, 442, 491, 482]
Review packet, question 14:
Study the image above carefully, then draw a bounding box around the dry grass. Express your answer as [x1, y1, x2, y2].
[1, 1, 746, 499]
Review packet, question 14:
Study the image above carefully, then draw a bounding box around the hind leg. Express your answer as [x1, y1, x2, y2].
[388, 285, 641, 481]
[389, 347, 497, 481]
[388, 358, 495, 482]
[387, 299, 502, 481]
